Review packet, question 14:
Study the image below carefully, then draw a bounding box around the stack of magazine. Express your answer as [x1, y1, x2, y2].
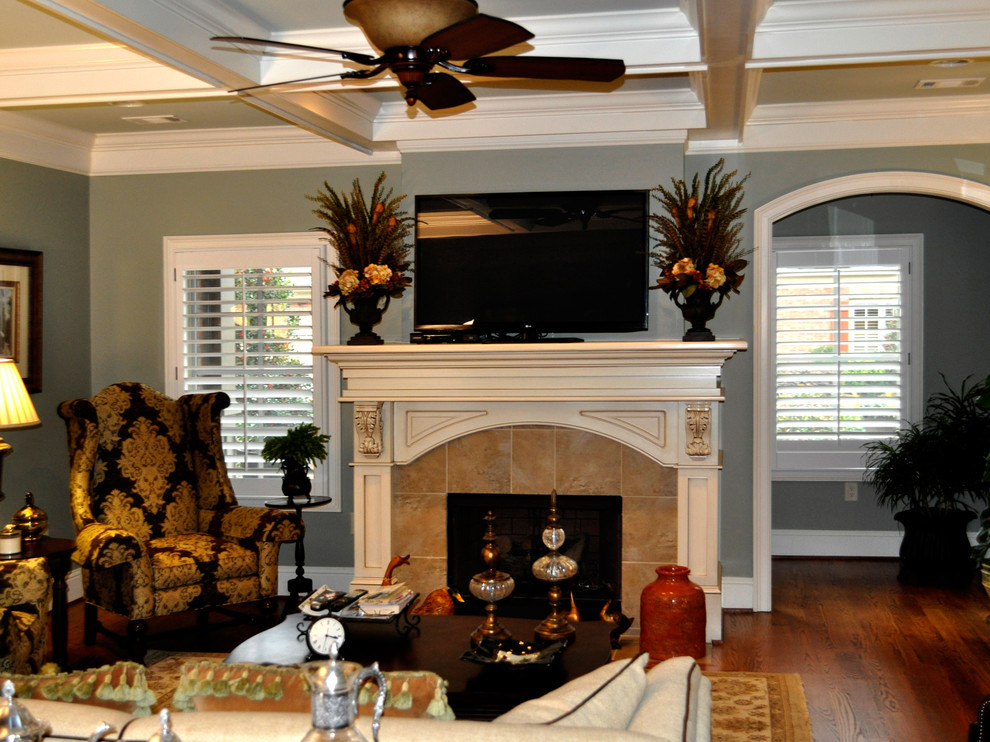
[343, 583, 416, 617]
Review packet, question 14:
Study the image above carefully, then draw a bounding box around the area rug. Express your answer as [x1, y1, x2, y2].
[706, 672, 812, 742]
[145, 653, 812, 741]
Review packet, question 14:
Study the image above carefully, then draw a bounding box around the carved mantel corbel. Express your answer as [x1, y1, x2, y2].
[355, 402, 384, 457]
[685, 403, 712, 457]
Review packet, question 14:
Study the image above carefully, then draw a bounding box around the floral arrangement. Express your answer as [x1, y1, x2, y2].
[308, 171, 413, 306]
[650, 158, 750, 299]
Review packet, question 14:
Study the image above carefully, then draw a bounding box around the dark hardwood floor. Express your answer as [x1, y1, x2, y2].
[58, 558, 990, 741]
[703, 558, 990, 741]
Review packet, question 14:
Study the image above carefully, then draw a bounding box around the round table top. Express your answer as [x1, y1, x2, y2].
[264, 495, 333, 510]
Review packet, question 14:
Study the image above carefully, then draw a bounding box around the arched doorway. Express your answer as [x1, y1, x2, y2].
[751, 172, 990, 612]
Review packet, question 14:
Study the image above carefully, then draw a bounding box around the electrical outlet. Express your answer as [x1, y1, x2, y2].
[844, 482, 858, 501]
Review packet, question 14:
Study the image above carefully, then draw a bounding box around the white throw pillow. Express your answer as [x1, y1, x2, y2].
[493, 653, 649, 729]
[628, 656, 704, 740]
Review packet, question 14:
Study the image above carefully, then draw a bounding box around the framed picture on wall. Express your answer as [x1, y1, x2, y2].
[0, 248, 42, 392]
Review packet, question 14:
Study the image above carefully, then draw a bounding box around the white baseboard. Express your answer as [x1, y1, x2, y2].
[720, 575, 755, 610]
[65, 566, 355, 606]
[772, 529, 904, 558]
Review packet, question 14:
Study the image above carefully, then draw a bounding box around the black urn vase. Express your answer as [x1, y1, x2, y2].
[673, 289, 725, 341]
[342, 294, 390, 345]
[281, 463, 312, 501]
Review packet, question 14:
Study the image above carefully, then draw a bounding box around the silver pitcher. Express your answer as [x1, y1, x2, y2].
[301, 642, 387, 742]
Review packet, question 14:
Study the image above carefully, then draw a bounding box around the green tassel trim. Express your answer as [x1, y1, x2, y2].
[392, 679, 413, 710]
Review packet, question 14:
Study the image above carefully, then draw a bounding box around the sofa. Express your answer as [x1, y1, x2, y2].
[14, 654, 711, 742]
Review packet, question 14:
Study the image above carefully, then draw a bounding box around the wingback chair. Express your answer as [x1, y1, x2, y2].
[58, 382, 303, 662]
[0, 556, 52, 673]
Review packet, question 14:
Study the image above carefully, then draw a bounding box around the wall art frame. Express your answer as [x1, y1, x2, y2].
[0, 248, 42, 392]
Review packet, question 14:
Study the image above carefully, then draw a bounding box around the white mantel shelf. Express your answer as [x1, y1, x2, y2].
[315, 340, 747, 642]
[314, 340, 747, 402]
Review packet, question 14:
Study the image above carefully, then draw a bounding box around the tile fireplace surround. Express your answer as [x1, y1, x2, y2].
[315, 340, 746, 641]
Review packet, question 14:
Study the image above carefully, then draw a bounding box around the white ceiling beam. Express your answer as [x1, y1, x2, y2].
[0, 43, 218, 106]
[23, 0, 379, 152]
[752, 0, 990, 67]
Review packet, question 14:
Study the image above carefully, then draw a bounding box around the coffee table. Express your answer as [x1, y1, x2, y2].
[227, 613, 614, 720]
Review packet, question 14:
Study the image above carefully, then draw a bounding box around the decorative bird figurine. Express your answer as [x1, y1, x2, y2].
[381, 554, 410, 585]
[600, 584, 634, 650]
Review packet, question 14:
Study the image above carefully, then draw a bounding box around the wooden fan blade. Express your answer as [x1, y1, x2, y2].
[415, 72, 476, 110]
[211, 36, 379, 66]
[464, 56, 625, 82]
[421, 14, 533, 60]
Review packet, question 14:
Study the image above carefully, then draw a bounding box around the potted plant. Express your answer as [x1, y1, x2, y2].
[650, 158, 751, 341]
[969, 376, 990, 595]
[308, 171, 413, 345]
[864, 374, 990, 585]
[261, 423, 332, 500]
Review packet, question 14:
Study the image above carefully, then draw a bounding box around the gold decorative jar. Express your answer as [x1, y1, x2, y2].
[11, 492, 47, 542]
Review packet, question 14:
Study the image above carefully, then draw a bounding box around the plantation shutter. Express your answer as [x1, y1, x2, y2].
[772, 235, 922, 480]
[164, 234, 339, 504]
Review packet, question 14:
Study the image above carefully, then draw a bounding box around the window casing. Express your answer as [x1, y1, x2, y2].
[164, 233, 340, 506]
[772, 234, 923, 480]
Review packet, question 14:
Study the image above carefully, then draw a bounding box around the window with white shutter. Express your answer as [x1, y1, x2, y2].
[164, 233, 340, 506]
[772, 234, 923, 480]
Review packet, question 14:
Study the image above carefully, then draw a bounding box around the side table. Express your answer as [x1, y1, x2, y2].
[6, 536, 75, 668]
[265, 496, 331, 615]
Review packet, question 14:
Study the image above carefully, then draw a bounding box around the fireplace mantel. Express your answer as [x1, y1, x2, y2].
[315, 340, 746, 641]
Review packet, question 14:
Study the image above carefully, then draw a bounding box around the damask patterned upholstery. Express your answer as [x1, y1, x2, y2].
[58, 383, 303, 660]
[0, 556, 52, 673]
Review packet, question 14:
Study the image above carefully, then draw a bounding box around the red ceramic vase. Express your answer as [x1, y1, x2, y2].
[639, 565, 706, 663]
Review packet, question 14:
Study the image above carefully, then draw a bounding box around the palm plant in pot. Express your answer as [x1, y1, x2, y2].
[864, 374, 990, 586]
[261, 423, 331, 501]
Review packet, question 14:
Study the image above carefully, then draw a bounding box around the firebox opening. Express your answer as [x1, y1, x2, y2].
[447, 492, 622, 620]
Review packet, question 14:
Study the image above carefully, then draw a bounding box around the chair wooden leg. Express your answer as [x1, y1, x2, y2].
[126, 619, 148, 664]
[83, 603, 98, 645]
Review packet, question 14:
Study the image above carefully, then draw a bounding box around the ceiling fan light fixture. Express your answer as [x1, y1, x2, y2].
[342, 0, 477, 51]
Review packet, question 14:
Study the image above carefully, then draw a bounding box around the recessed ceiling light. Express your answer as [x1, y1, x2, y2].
[121, 114, 187, 125]
[915, 77, 985, 90]
[930, 59, 973, 68]
[109, 101, 145, 108]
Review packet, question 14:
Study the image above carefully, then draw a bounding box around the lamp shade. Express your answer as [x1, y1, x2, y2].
[343, 0, 478, 51]
[0, 359, 39, 429]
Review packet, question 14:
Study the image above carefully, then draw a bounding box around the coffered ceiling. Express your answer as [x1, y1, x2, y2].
[2, 0, 989, 175]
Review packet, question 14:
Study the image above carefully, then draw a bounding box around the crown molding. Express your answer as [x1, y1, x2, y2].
[0, 109, 94, 174]
[88, 125, 397, 175]
[733, 94, 990, 152]
[396, 129, 687, 154]
[375, 87, 704, 144]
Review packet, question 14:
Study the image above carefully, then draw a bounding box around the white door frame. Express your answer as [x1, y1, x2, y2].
[752, 171, 990, 612]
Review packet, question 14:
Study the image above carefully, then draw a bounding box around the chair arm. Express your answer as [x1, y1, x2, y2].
[72, 523, 146, 569]
[202, 506, 303, 543]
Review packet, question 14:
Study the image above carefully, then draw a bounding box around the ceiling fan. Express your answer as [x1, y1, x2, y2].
[212, 0, 625, 111]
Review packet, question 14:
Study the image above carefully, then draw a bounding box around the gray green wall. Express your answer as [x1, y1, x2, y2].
[6, 140, 990, 584]
[772, 194, 990, 532]
[0, 158, 89, 540]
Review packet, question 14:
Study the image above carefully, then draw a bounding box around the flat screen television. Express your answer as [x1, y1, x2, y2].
[414, 189, 650, 341]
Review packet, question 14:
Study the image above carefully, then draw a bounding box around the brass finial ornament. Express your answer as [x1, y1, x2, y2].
[531, 490, 578, 642]
[468, 510, 515, 649]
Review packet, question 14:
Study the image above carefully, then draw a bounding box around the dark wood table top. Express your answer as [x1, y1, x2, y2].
[338, 615, 615, 720]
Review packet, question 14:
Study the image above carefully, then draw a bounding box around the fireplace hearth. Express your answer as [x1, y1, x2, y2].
[447, 493, 622, 619]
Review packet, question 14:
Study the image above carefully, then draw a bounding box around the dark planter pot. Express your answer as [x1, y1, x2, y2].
[672, 289, 725, 341]
[342, 294, 390, 345]
[281, 464, 312, 501]
[894, 507, 976, 586]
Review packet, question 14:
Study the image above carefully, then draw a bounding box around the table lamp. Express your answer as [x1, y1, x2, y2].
[0, 358, 41, 503]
